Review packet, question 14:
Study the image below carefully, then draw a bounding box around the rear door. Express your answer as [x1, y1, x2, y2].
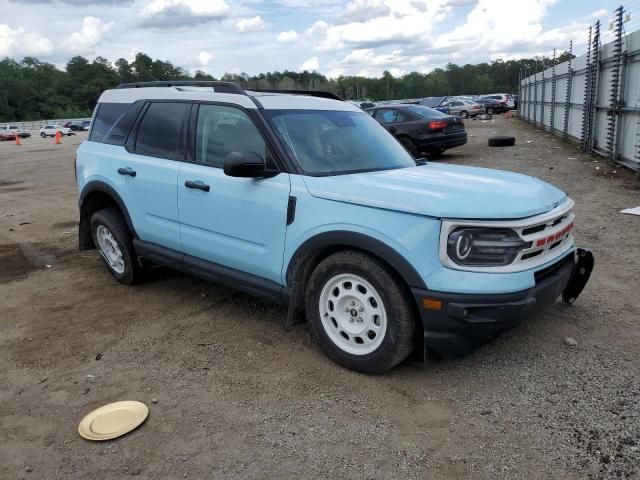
[177, 103, 290, 285]
[112, 101, 188, 251]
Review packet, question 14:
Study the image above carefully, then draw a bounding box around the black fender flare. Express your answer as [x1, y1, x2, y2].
[78, 181, 137, 249]
[285, 230, 426, 289]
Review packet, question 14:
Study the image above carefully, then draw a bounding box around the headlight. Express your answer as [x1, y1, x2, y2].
[447, 228, 530, 266]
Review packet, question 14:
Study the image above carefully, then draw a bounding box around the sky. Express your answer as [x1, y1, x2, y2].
[0, 0, 631, 78]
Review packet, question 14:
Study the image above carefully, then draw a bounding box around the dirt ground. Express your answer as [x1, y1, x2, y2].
[1, 116, 639, 480]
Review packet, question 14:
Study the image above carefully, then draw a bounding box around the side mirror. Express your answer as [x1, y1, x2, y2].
[223, 152, 277, 178]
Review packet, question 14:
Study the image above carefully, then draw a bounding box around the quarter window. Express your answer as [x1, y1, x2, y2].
[90, 103, 128, 142]
[195, 104, 267, 168]
[134, 102, 188, 160]
[376, 109, 398, 124]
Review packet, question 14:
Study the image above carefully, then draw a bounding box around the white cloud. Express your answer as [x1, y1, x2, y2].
[63, 17, 114, 54]
[585, 9, 607, 21]
[299, 56, 319, 70]
[337, 0, 390, 24]
[0, 24, 53, 57]
[198, 51, 212, 65]
[277, 30, 299, 44]
[138, 0, 230, 28]
[309, 0, 452, 51]
[236, 16, 266, 33]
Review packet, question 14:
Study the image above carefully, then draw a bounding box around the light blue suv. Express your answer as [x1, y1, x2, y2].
[76, 81, 593, 373]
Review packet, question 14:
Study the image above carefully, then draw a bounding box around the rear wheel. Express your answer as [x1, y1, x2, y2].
[305, 251, 416, 373]
[399, 137, 417, 157]
[486, 107, 494, 115]
[90, 207, 146, 285]
[40, 132, 46, 138]
[460, 110, 468, 118]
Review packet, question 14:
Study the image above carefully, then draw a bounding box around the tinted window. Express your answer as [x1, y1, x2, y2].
[134, 102, 188, 160]
[103, 102, 144, 146]
[90, 103, 128, 142]
[395, 110, 413, 123]
[376, 109, 397, 124]
[195, 104, 267, 168]
[405, 105, 448, 119]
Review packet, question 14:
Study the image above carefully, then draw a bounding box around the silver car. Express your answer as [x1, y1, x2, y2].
[441, 100, 485, 118]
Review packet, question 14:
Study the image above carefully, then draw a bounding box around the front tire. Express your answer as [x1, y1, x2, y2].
[90, 207, 145, 285]
[486, 107, 494, 115]
[305, 251, 416, 374]
[460, 110, 468, 118]
[40, 132, 46, 138]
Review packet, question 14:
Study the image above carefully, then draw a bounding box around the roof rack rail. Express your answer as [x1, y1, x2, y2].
[249, 89, 343, 101]
[116, 81, 245, 95]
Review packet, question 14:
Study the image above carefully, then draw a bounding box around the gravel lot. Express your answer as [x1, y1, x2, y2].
[1, 116, 639, 480]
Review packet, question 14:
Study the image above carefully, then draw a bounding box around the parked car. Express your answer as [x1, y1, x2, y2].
[40, 125, 74, 137]
[62, 121, 86, 131]
[418, 96, 450, 114]
[0, 130, 17, 141]
[75, 81, 593, 373]
[81, 120, 91, 131]
[366, 104, 466, 157]
[1, 125, 31, 138]
[480, 93, 515, 109]
[442, 99, 485, 118]
[474, 98, 509, 115]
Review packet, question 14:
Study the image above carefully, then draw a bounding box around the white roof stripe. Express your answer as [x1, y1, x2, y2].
[98, 87, 361, 112]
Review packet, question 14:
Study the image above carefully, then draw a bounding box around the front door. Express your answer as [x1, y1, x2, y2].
[178, 104, 291, 285]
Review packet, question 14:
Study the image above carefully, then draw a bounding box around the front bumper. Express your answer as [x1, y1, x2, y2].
[412, 249, 594, 356]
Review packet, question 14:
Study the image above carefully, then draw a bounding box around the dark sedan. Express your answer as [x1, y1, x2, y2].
[474, 97, 509, 114]
[366, 104, 467, 158]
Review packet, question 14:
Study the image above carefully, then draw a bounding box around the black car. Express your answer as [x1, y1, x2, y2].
[474, 97, 508, 114]
[366, 104, 467, 157]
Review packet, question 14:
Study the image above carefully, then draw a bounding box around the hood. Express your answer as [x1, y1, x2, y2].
[303, 163, 567, 220]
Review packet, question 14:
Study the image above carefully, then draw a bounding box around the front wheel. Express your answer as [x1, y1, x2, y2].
[40, 132, 46, 138]
[305, 251, 416, 373]
[486, 107, 494, 115]
[460, 110, 468, 118]
[90, 207, 146, 285]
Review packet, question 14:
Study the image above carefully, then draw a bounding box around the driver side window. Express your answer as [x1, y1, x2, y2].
[195, 105, 267, 168]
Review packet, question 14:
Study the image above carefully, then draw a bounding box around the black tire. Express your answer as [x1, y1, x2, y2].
[460, 110, 468, 118]
[90, 207, 145, 285]
[305, 250, 416, 374]
[488, 135, 516, 147]
[399, 137, 417, 157]
[40, 132, 46, 138]
[486, 107, 494, 115]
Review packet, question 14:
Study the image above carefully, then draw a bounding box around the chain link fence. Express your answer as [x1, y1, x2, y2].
[518, 5, 640, 171]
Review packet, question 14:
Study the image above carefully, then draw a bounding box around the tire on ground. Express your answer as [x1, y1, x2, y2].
[90, 207, 145, 285]
[488, 135, 516, 147]
[304, 250, 416, 374]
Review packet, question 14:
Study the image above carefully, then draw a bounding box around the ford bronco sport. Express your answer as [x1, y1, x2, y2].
[76, 81, 593, 373]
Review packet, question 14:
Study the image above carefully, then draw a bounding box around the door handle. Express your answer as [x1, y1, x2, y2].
[117, 167, 136, 177]
[184, 180, 210, 192]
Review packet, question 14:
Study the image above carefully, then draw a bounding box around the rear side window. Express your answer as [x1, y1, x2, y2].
[90, 103, 128, 142]
[103, 102, 144, 146]
[375, 109, 398, 124]
[134, 102, 189, 160]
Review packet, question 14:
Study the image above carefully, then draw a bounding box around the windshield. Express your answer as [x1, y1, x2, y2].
[405, 105, 448, 119]
[264, 109, 416, 175]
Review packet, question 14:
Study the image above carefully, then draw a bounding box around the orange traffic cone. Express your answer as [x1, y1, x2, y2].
[15, 134, 22, 145]
[55, 130, 62, 145]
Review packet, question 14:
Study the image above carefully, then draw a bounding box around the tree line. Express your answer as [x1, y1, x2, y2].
[0, 51, 573, 122]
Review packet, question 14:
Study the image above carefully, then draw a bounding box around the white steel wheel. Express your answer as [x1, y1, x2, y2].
[96, 225, 125, 274]
[318, 273, 387, 355]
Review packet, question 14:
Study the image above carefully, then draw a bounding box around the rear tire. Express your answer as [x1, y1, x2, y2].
[40, 132, 46, 138]
[399, 137, 417, 157]
[486, 107, 494, 115]
[90, 207, 145, 285]
[460, 110, 468, 118]
[305, 250, 416, 374]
